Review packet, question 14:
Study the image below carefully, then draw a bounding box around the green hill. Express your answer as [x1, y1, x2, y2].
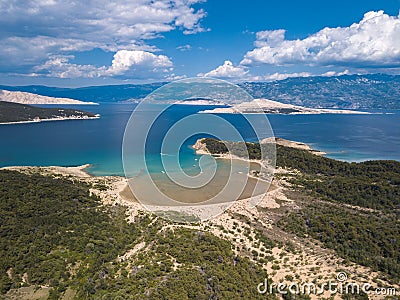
[0, 170, 274, 299]
[0, 101, 98, 123]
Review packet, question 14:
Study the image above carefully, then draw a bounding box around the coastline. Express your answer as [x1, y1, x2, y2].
[192, 137, 327, 158]
[2, 151, 398, 297]
[0, 89, 98, 105]
[197, 99, 372, 115]
[2, 164, 93, 178]
[199, 109, 372, 115]
[0, 115, 100, 125]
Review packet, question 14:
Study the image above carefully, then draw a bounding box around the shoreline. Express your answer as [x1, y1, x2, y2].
[192, 137, 327, 158]
[1, 164, 93, 178]
[0, 115, 100, 125]
[199, 110, 373, 115]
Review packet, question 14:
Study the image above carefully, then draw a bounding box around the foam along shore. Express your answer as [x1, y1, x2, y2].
[0, 89, 98, 105]
[198, 98, 371, 115]
[0, 114, 100, 125]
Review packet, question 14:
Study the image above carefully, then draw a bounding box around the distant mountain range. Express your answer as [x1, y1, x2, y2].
[240, 74, 400, 110]
[0, 82, 165, 104]
[1, 74, 399, 109]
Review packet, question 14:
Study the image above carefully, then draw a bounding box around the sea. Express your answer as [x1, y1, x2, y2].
[0, 103, 399, 177]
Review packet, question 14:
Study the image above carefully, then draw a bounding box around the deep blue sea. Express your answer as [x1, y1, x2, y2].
[0, 103, 399, 176]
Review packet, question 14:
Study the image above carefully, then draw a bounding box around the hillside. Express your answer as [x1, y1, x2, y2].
[199, 98, 368, 114]
[0, 101, 99, 124]
[0, 90, 97, 105]
[240, 74, 400, 109]
[199, 137, 400, 281]
[0, 169, 272, 299]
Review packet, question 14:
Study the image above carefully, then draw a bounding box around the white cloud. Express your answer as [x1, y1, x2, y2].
[33, 55, 102, 78]
[321, 70, 350, 77]
[260, 72, 312, 81]
[177, 44, 192, 51]
[0, 0, 206, 70]
[106, 50, 173, 76]
[200, 60, 248, 78]
[242, 11, 400, 68]
[34, 50, 173, 79]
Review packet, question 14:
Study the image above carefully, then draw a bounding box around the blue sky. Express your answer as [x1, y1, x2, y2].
[1, 0, 400, 86]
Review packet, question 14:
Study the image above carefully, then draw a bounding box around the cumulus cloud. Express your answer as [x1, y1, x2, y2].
[321, 70, 350, 77]
[34, 50, 173, 79]
[258, 72, 312, 81]
[33, 55, 102, 78]
[106, 50, 173, 76]
[0, 0, 206, 71]
[242, 11, 400, 68]
[200, 61, 248, 78]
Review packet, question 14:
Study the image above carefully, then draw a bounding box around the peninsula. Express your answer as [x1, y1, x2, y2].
[0, 101, 100, 124]
[199, 98, 370, 114]
[0, 89, 98, 105]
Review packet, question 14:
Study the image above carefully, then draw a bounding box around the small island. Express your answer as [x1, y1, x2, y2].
[0, 101, 100, 124]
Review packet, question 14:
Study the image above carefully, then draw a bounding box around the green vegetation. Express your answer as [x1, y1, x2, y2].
[278, 204, 400, 281]
[276, 145, 400, 211]
[0, 101, 97, 123]
[0, 170, 274, 299]
[2, 138, 399, 298]
[202, 138, 263, 160]
[275, 145, 400, 282]
[202, 137, 400, 282]
[202, 137, 400, 211]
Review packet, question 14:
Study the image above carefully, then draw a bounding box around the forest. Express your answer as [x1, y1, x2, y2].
[0, 170, 276, 299]
[202, 137, 400, 210]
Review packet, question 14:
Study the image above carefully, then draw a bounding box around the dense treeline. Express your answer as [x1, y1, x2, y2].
[0, 170, 144, 296]
[202, 138, 263, 160]
[0, 170, 275, 299]
[277, 145, 400, 211]
[202, 138, 400, 211]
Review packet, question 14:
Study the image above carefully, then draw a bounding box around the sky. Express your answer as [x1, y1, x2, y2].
[0, 0, 400, 87]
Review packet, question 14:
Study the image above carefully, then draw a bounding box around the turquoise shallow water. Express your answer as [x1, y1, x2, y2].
[0, 103, 399, 176]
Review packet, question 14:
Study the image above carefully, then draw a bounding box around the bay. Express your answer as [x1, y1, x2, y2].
[0, 103, 399, 176]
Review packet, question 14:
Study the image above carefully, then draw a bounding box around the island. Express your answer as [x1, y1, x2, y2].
[0, 101, 100, 124]
[199, 98, 370, 114]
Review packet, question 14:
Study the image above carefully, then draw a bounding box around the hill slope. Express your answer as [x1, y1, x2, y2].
[0, 90, 97, 105]
[0, 101, 99, 124]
